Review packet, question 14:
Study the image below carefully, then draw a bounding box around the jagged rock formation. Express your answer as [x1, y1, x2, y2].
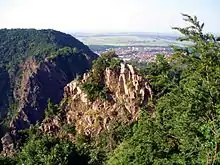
[1, 60, 153, 155]
[39, 116, 75, 144]
[62, 63, 153, 136]
[1, 133, 15, 156]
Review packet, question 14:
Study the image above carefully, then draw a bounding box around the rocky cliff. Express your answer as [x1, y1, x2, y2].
[40, 62, 153, 138]
[1, 52, 96, 155]
[1, 52, 153, 156]
[0, 28, 97, 125]
[0, 29, 98, 155]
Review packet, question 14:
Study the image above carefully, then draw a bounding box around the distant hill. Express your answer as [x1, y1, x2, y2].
[0, 29, 97, 137]
[72, 32, 180, 37]
[0, 29, 96, 69]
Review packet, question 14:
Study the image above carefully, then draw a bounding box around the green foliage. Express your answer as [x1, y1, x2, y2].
[18, 135, 85, 165]
[62, 124, 76, 135]
[82, 82, 108, 101]
[91, 50, 121, 83]
[0, 156, 17, 165]
[107, 14, 220, 164]
[0, 29, 95, 69]
[17, 122, 41, 144]
[82, 50, 121, 101]
[49, 47, 80, 58]
[45, 99, 60, 118]
[109, 57, 121, 70]
[74, 120, 136, 165]
[132, 54, 181, 100]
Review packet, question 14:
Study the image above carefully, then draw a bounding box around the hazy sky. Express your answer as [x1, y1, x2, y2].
[0, 0, 219, 33]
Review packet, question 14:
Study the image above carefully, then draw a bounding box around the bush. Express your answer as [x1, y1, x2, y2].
[82, 82, 108, 101]
[45, 99, 60, 118]
[0, 156, 17, 165]
[18, 135, 87, 165]
[91, 50, 121, 83]
[62, 124, 76, 135]
[82, 51, 121, 102]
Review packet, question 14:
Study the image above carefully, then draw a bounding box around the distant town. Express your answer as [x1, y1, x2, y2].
[94, 46, 173, 62]
[73, 33, 190, 62]
[74, 32, 186, 62]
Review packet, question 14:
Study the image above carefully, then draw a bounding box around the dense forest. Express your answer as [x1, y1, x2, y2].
[2, 14, 220, 165]
[0, 29, 96, 69]
[0, 29, 97, 144]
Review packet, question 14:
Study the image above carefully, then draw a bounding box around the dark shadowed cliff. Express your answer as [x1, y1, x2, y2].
[0, 29, 97, 150]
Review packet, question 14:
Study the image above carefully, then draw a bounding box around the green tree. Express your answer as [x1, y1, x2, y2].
[108, 14, 220, 165]
[45, 99, 59, 118]
[18, 135, 87, 165]
[0, 156, 17, 165]
[82, 50, 121, 101]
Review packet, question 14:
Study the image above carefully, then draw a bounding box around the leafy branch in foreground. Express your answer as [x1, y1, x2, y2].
[108, 14, 220, 165]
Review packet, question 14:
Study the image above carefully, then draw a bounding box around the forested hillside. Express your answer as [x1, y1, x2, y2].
[0, 29, 96, 69]
[2, 15, 220, 165]
[0, 29, 97, 142]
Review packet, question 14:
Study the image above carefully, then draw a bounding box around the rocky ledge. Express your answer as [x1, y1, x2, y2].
[62, 63, 153, 136]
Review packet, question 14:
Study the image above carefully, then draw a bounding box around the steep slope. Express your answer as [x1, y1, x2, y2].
[40, 53, 153, 138]
[0, 29, 96, 68]
[10, 53, 95, 131]
[0, 29, 97, 149]
[1, 52, 153, 161]
[2, 14, 220, 165]
[62, 63, 153, 136]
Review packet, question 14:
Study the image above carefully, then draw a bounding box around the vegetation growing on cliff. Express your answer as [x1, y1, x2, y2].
[82, 51, 121, 101]
[44, 99, 60, 118]
[0, 29, 97, 147]
[3, 14, 220, 165]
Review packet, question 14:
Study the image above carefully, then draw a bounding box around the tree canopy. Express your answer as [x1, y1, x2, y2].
[108, 14, 220, 165]
[2, 14, 220, 165]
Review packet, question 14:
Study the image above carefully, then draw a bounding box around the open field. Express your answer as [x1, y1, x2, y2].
[73, 33, 191, 47]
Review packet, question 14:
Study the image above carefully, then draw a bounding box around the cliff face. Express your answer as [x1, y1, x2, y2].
[0, 28, 97, 124]
[58, 63, 153, 136]
[9, 50, 96, 131]
[0, 29, 99, 155]
[1, 60, 153, 155]
[0, 68, 10, 122]
[1, 54, 96, 155]
[10, 58, 66, 131]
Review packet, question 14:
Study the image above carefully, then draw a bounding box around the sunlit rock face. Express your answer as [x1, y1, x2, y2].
[63, 63, 153, 136]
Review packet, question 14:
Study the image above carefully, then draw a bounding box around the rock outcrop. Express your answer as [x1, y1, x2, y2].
[10, 58, 68, 131]
[1, 133, 15, 156]
[1, 60, 152, 155]
[1, 53, 96, 155]
[62, 63, 153, 136]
